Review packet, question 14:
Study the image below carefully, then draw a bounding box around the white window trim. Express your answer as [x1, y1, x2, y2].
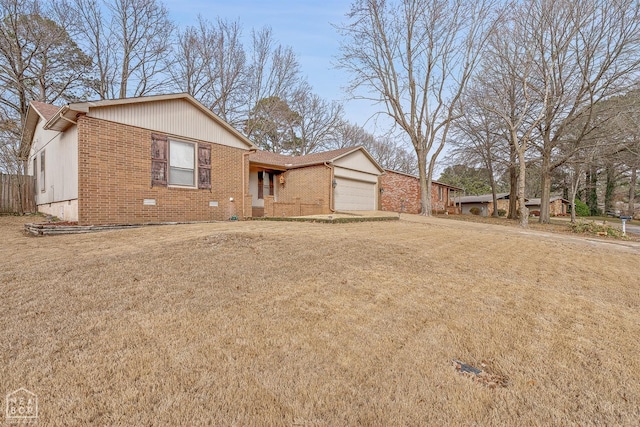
[167, 139, 197, 188]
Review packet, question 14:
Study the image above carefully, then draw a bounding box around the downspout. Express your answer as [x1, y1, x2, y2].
[324, 162, 335, 212]
[242, 150, 256, 219]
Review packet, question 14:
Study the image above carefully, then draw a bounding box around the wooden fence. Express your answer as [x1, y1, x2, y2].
[0, 174, 36, 213]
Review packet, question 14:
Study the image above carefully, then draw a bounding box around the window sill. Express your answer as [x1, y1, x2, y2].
[168, 185, 198, 190]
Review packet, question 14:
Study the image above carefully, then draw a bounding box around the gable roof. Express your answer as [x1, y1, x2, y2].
[20, 93, 255, 158]
[249, 146, 384, 173]
[459, 193, 511, 204]
[19, 101, 61, 159]
[31, 101, 59, 121]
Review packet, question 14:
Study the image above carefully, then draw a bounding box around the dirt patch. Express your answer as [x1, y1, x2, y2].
[1, 214, 639, 425]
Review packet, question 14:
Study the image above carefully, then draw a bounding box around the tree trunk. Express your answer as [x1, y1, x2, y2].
[629, 165, 637, 216]
[538, 151, 552, 223]
[508, 144, 518, 219]
[417, 149, 429, 216]
[518, 153, 529, 228]
[586, 166, 599, 216]
[604, 164, 615, 214]
[488, 159, 498, 217]
[570, 168, 580, 224]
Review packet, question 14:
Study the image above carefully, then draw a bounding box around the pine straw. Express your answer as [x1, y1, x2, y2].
[1, 214, 639, 426]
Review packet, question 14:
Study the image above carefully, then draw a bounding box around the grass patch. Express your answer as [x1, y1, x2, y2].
[1, 214, 639, 425]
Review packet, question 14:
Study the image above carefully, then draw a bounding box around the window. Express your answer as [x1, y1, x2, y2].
[169, 140, 195, 186]
[40, 151, 45, 192]
[33, 158, 37, 192]
[151, 133, 211, 189]
[437, 186, 443, 201]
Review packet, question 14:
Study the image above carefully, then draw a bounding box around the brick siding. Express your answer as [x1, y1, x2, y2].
[264, 165, 331, 216]
[380, 170, 454, 214]
[77, 116, 249, 225]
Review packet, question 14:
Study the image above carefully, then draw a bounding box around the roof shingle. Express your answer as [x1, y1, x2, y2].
[30, 101, 60, 121]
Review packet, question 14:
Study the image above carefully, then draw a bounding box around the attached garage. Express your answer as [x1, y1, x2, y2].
[248, 146, 384, 216]
[334, 177, 377, 211]
[332, 149, 383, 212]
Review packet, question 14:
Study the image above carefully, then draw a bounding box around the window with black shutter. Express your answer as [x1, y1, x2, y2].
[258, 171, 264, 199]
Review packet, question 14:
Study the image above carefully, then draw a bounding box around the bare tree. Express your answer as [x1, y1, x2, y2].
[73, 0, 173, 99]
[0, 0, 91, 174]
[475, 5, 549, 227]
[527, 0, 640, 223]
[291, 92, 344, 155]
[170, 16, 247, 126]
[337, 0, 498, 215]
[449, 87, 510, 217]
[243, 27, 308, 141]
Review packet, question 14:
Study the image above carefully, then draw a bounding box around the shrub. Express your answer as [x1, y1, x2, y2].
[469, 207, 481, 216]
[573, 199, 590, 217]
[497, 209, 507, 217]
[570, 220, 625, 239]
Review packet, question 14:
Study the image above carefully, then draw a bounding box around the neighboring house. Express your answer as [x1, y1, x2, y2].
[379, 169, 463, 214]
[526, 196, 569, 216]
[248, 147, 384, 217]
[21, 93, 255, 225]
[459, 193, 512, 217]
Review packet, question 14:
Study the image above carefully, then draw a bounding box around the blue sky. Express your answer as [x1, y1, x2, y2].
[164, 0, 383, 132]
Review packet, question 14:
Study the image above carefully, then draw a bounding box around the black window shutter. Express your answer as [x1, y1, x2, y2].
[198, 143, 211, 189]
[151, 134, 168, 187]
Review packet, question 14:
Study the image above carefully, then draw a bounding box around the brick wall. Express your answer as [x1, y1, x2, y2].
[77, 116, 249, 225]
[380, 170, 457, 214]
[264, 165, 331, 216]
[379, 171, 421, 214]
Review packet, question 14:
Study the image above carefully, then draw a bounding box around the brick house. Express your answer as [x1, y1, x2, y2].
[379, 169, 463, 214]
[21, 94, 256, 225]
[458, 193, 512, 217]
[525, 196, 569, 216]
[248, 147, 384, 217]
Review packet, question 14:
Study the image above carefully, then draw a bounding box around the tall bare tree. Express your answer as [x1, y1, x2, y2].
[528, 0, 640, 223]
[243, 27, 308, 141]
[474, 5, 549, 227]
[0, 0, 91, 174]
[170, 16, 247, 126]
[291, 92, 344, 155]
[449, 88, 509, 217]
[73, 0, 173, 99]
[337, 0, 498, 215]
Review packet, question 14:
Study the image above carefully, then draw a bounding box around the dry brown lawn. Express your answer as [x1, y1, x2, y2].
[1, 214, 639, 426]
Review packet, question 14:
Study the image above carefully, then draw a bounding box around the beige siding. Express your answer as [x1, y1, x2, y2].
[334, 166, 379, 183]
[29, 120, 78, 208]
[333, 150, 381, 175]
[88, 99, 249, 150]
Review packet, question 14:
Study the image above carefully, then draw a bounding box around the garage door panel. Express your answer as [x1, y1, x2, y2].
[334, 177, 376, 211]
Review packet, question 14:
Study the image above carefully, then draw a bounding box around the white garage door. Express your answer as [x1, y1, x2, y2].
[334, 177, 376, 211]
